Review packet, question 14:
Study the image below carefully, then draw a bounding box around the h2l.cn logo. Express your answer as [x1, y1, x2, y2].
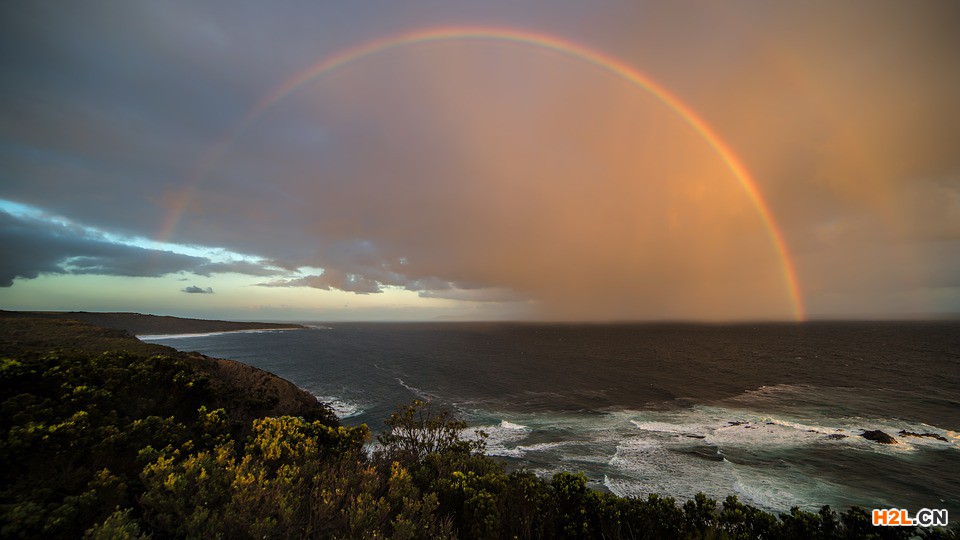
[872, 508, 949, 527]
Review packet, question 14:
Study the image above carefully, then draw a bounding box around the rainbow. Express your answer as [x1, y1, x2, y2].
[168, 26, 805, 320]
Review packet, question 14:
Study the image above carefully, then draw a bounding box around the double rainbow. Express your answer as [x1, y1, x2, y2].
[163, 26, 804, 320]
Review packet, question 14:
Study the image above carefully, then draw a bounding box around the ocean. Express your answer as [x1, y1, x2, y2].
[142, 321, 960, 519]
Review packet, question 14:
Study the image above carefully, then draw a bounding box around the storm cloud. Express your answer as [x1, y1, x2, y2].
[259, 272, 384, 295]
[0, 210, 285, 286]
[2, 1, 959, 319]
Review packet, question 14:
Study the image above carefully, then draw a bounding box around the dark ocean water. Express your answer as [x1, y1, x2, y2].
[143, 322, 960, 518]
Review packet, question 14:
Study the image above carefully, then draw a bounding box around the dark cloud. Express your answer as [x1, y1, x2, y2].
[257, 271, 529, 302]
[182, 285, 214, 294]
[0, 210, 283, 286]
[258, 271, 383, 295]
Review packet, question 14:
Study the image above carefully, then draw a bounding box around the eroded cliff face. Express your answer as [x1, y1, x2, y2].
[183, 351, 336, 426]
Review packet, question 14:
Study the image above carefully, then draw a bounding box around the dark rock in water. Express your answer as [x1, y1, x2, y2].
[898, 430, 949, 442]
[825, 433, 847, 440]
[766, 422, 775, 425]
[861, 430, 898, 444]
[728, 421, 746, 426]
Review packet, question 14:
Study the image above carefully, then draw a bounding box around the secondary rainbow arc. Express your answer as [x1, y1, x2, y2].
[164, 26, 805, 321]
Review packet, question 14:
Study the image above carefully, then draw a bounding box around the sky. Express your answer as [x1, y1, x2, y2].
[2, 1, 959, 322]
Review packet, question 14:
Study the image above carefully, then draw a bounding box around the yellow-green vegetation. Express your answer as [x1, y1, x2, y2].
[1, 320, 956, 539]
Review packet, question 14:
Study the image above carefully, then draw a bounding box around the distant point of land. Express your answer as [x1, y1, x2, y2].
[0, 309, 305, 336]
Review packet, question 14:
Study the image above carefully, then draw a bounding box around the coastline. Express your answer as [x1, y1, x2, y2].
[137, 327, 305, 340]
[0, 309, 306, 336]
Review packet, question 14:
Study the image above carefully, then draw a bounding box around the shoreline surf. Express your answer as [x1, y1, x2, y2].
[138, 327, 304, 340]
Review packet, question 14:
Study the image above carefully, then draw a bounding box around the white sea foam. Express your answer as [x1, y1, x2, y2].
[629, 420, 703, 435]
[395, 378, 435, 400]
[315, 396, 364, 419]
[493, 440, 590, 461]
[518, 441, 573, 453]
[730, 472, 845, 512]
[588, 403, 958, 511]
[471, 421, 531, 457]
[605, 437, 739, 504]
[500, 420, 528, 430]
[601, 430, 857, 512]
[625, 404, 960, 455]
[139, 328, 301, 340]
[470, 400, 960, 513]
[707, 419, 833, 449]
